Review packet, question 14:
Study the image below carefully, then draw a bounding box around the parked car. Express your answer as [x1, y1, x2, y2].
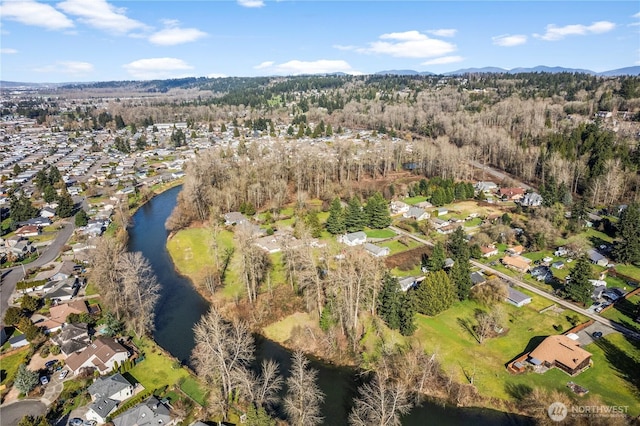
[59, 370, 68, 380]
[39, 375, 49, 385]
[44, 360, 58, 370]
[83, 421, 97, 426]
[69, 418, 83, 426]
[592, 331, 603, 339]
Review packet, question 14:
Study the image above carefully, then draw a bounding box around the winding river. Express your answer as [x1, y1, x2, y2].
[127, 185, 532, 425]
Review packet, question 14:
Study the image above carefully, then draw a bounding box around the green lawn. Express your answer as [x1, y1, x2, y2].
[403, 196, 428, 205]
[614, 264, 640, 282]
[128, 338, 192, 392]
[365, 229, 397, 239]
[411, 299, 639, 415]
[601, 294, 640, 334]
[583, 228, 614, 244]
[380, 239, 421, 255]
[464, 217, 482, 227]
[0, 347, 29, 386]
[180, 376, 208, 406]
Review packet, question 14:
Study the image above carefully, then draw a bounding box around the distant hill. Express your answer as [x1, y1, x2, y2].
[444, 67, 509, 75]
[376, 70, 434, 76]
[508, 66, 595, 74]
[598, 66, 640, 76]
[0, 81, 64, 89]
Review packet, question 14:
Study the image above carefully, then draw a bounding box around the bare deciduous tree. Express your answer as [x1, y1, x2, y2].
[348, 372, 413, 426]
[117, 252, 160, 337]
[283, 351, 324, 426]
[192, 308, 255, 419]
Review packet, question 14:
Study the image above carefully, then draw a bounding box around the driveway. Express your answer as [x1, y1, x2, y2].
[0, 400, 47, 424]
[575, 322, 615, 347]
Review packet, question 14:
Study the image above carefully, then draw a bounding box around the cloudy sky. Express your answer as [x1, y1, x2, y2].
[0, 0, 638, 82]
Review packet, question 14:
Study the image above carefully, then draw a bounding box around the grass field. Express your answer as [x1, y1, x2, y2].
[263, 312, 317, 343]
[0, 347, 29, 386]
[128, 338, 192, 392]
[380, 238, 421, 255]
[602, 294, 640, 334]
[411, 299, 639, 415]
[403, 196, 428, 205]
[365, 229, 397, 239]
[614, 264, 640, 282]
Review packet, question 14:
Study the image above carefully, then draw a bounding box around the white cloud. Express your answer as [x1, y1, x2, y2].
[421, 55, 464, 66]
[237, 0, 265, 8]
[492, 34, 527, 47]
[123, 57, 194, 80]
[207, 73, 227, 78]
[255, 59, 359, 75]
[254, 61, 275, 69]
[0, 0, 73, 30]
[57, 0, 146, 34]
[427, 28, 457, 37]
[34, 61, 94, 75]
[149, 27, 207, 45]
[333, 44, 357, 51]
[353, 30, 456, 58]
[0, 48, 18, 54]
[633, 12, 640, 18]
[534, 21, 616, 41]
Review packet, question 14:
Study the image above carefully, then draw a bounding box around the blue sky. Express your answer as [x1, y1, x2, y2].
[0, 0, 638, 82]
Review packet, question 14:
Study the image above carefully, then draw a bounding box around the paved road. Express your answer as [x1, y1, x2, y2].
[0, 400, 47, 425]
[0, 220, 75, 323]
[390, 225, 640, 340]
[468, 160, 534, 191]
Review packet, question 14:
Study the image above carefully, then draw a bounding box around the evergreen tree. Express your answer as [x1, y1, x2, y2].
[325, 123, 333, 136]
[365, 192, 391, 229]
[449, 260, 472, 301]
[431, 187, 446, 206]
[9, 193, 39, 222]
[245, 403, 277, 426]
[114, 114, 126, 129]
[14, 364, 39, 394]
[325, 198, 345, 234]
[398, 292, 416, 336]
[43, 185, 57, 203]
[565, 256, 593, 305]
[220, 123, 227, 132]
[344, 196, 366, 232]
[305, 210, 323, 238]
[448, 227, 470, 262]
[234, 127, 241, 138]
[615, 203, 640, 264]
[378, 274, 401, 330]
[75, 209, 89, 227]
[57, 191, 74, 218]
[413, 270, 455, 316]
[427, 242, 446, 272]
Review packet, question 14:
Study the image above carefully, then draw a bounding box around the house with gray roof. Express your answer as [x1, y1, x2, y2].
[587, 249, 609, 267]
[363, 243, 390, 257]
[53, 323, 91, 356]
[338, 231, 367, 246]
[403, 206, 429, 221]
[224, 211, 248, 225]
[112, 396, 176, 426]
[86, 397, 119, 424]
[89, 373, 135, 402]
[506, 287, 532, 308]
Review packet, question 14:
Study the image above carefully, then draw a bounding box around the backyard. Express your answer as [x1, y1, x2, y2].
[412, 296, 639, 415]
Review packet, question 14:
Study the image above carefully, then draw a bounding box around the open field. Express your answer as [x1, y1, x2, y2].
[602, 294, 640, 334]
[128, 338, 193, 392]
[0, 347, 30, 387]
[412, 299, 639, 415]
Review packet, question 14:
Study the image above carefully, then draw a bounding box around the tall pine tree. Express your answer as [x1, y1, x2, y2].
[398, 292, 416, 336]
[365, 192, 391, 229]
[565, 256, 593, 305]
[427, 242, 446, 272]
[615, 203, 640, 264]
[325, 198, 346, 234]
[378, 274, 401, 330]
[345, 196, 366, 232]
[414, 271, 456, 316]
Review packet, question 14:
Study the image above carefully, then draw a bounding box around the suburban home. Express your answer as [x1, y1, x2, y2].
[430, 218, 449, 229]
[527, 335, 592, 376]
[10, 240, 34, 258]
[390, 201, 410, 215]
[42, 278, 79, 301]
[551, 261, 565, 270]
[587, 249, 609, 267]
[15, 225, 40, 237]
[436, 207, 448, 216]
[437, 224, 458, 235]
[38, 299, 88, 333]
[40, 207, 56, 218]
[363, 243, 390, 257]
[112, 396, 176, 426]
[403, 206, 429, 221]
[8, 333, 28, 348]
[554, 247, 568, 257]
[19, 217, 52, 228]
[506, 287, 532, 307]
[224, 211, 248, 226]
[52, 323, 91, 356]
[470, 271, 487, 285]
[65, 337, 130, 376]
[480, 245, 499, 258]
[531, 266, 552, 282]
[416, 201, 434, 209]
[254, 236, 281, 254]
[398, 276, 424, 292]
[86, 397, 119, 424]
[338, 231, 367, 246]
[501, 255, 531, 273]
[474, 181, 498, 193]
[507, 245, 524, 255]
[498, 187, 525, 201]
[520, 192, 543, 207]
[89, 373, 135, 401]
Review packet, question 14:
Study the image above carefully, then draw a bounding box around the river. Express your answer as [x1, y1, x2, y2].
[127, 185, 532, 425]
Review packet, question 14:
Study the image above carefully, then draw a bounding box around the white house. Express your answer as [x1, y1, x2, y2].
[65, 337, 130, 376]
[338, 231, 367, 246]
[390, 201, 410, 215]
[363, 243, 390, 257]
[506, 287, 532, 307]
[403, 206, 429, 221]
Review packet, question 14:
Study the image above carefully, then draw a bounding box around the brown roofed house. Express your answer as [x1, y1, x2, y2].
[499, 187, 525, 201]
[528, 335, 592, 376]
[66, 337, 130, 376]
[38, 300, 88, 333]
[501, 255, 531, 273]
